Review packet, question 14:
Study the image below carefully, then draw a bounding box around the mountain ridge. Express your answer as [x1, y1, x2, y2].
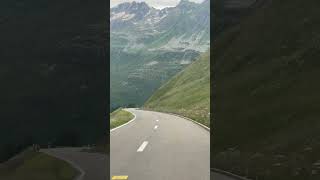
[110, 0, 209, 52]
[110, 0, 210, 109]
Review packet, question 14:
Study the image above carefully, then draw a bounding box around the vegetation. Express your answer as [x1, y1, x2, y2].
[110, 109, 135, 129]
[110, 48, 199, 110]
[0, 149, 78, 180]
[110, 0, 209, 110]
[0, 0, 107, 162]
[213, 0, 320, 179]
[144, 51, 210, 127]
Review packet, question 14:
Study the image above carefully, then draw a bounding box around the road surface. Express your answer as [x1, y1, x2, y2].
[111, 108, 210, 180]
[40, 109, 237, 180]
[41, 148, 107, 180]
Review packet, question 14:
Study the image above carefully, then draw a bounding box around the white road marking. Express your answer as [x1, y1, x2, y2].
[156, 119, 159, 122]
[137, 141, 149, 152]
[154, 125, 158, 130]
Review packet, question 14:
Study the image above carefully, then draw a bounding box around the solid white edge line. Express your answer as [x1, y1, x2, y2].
[166, 112, 210, 131]
[40, 149, 85, 180]
[138, 108, 210, 131]
[137, 141, 149, 152]
[110, 109, 137, 132]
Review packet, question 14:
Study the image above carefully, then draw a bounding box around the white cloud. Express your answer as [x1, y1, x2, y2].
[111, 0, 205, 9]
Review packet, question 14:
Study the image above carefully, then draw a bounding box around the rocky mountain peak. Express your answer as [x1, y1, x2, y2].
[130, 1, 150, 11]
[112, 1, 150, 13]
[177, 0, 197, 8]
[111, 1, 152, 22]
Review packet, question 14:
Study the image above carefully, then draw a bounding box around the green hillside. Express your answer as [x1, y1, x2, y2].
[110, 49, 197, 109]
[213, 0, 320, 179]
[110, 109, 134, 129]
[144, 51, 210, 127]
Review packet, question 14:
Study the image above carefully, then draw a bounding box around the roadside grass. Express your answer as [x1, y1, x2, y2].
[0, 149, 78, 180]
[144, 51, 210, 127]
[110, 108, 135, 130]
[83, 109, 135, 154]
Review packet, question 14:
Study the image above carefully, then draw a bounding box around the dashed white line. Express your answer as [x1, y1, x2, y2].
[156, 119, 159, 122]
[137, 141, 149, 152]
[154, 125, 158, 130]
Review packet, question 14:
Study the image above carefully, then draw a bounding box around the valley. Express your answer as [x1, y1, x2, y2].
[110, 0, 210, 109]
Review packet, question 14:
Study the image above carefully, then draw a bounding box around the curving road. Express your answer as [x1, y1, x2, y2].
[41, 148, 107, 180]
[40, 108, 237, 180]
[111, 108, 210, 180]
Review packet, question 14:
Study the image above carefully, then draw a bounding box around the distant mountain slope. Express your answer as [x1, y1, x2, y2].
[110, 0, 210, 109]
[213, 0, 320, 179]
[144, 51, 210, 126]
[111, 0, 210, 52]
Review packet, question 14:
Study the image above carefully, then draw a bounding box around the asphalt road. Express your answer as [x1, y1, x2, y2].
[41, 148, 107, 180]
[111, 108, 210, 180]
[40, 109, 236, 180]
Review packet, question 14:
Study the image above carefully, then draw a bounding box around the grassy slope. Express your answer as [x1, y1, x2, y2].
[144, 51, 210, 127]
[110, 48, 199, 110]
[213, 0, 320, 179]
[110, 109, 135, 129]
[0, 150, 78, 180]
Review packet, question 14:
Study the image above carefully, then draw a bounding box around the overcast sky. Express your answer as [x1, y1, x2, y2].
[111, 0, 205, 9]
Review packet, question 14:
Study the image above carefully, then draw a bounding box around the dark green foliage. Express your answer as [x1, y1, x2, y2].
[213, 0, 320, 179]
[0, 0, 108, 162]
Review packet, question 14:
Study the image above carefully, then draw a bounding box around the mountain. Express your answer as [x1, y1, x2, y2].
[144, 50, 210, 127]
[111, 0, 209, 52]
[213, 0, 320, 179]
[0, 0, 107, 162]
[110, 0, 210, 109]
[111, 1, 156, 29]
